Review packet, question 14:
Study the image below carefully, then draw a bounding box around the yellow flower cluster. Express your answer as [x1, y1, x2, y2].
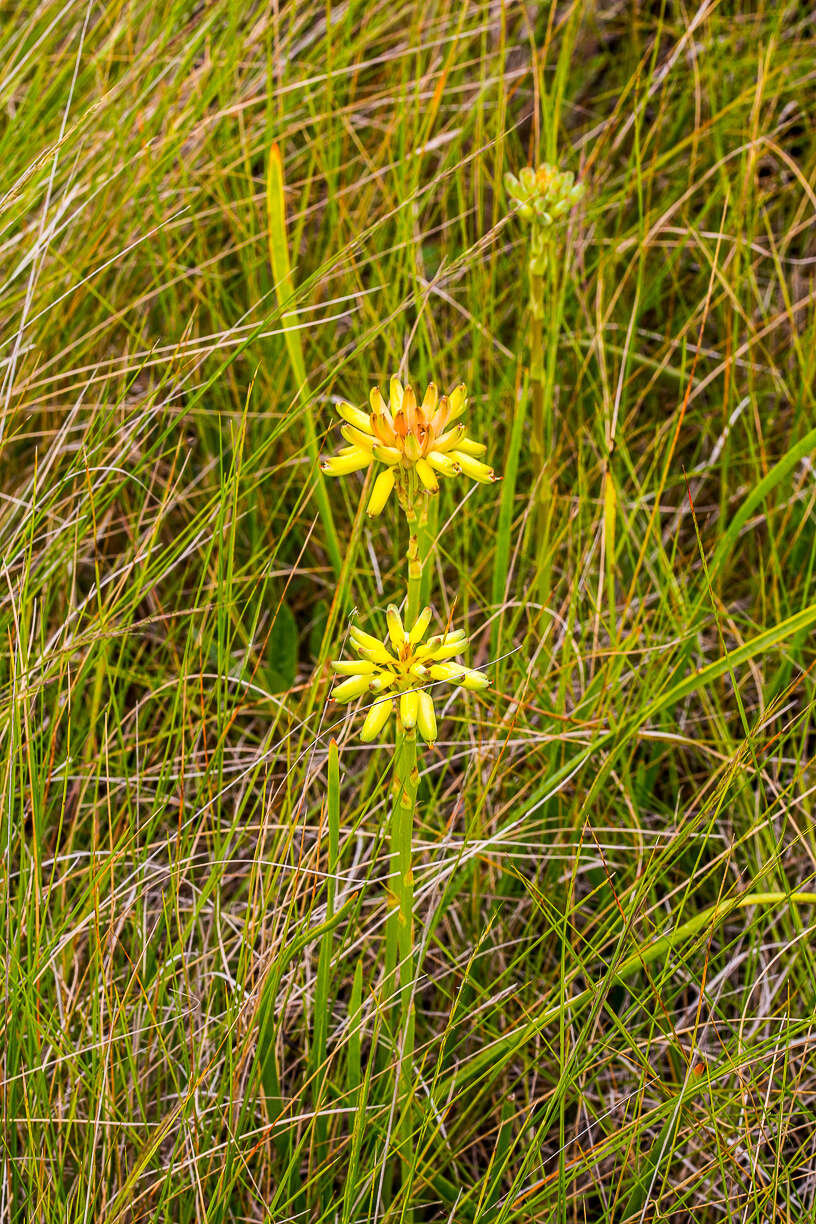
[321, 377, 497, 516]
[332, 604, 490, 744]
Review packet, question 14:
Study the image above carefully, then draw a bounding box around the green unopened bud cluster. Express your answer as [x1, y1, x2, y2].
[504, 163, 584, 228]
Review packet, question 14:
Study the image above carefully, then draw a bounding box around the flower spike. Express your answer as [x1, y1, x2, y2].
[331, 608, 490, 744]
[321, 376, 498, 514]
[504, 162, 584, 229]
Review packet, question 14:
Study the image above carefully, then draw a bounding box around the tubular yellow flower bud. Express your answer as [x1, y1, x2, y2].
[450, 452, 497, 483]
[432, 424, 465, 451]
[455, 437, 487, 457]
[367, 467, 396, 516]
[505, 161, 585, 232]
[373, 445, 401, 465]
[331, 660, 378, 676]
[408, 606, 432, 643]
[429, 641, 465, 661]
[400, 690, 419, 730]
[332, 674, 373, 703]
[360, 698, 393, 742]
[447, 384, 467, 420]
[356, 642, 396, 666]
[426, 450, 460, 476]
[349, 625, 390, 653]
[386, 604, 406, 649]
[349, 627, 395, 666]
[404, 432, 422, 462]
[389, 375, 404, 413]
[429, 662, 466, 681]
[340, 423, 376, 451]
[338, 401, 372, 432]
[322, 449, 371, 475]
[370, 387, 388, 415]
[415, 458, 438, 492]
[420, 383, 438, 417]
[370, 673, 396, 693]
[460, 668, 491, 691]
[416, 690, 437, 744]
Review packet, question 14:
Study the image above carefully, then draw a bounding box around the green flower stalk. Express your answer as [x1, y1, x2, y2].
[503, 163, 584, 603]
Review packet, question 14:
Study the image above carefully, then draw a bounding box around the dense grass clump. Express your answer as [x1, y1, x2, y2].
[2, 2, 816, 1220]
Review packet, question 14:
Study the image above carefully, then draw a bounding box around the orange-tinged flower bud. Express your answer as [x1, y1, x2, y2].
[403, 385, 418, 431]
[321, 374, 494, 514]
[370, 387, 388, 415]
[420, 382, 438, 419]
[371, 412, 396, 446]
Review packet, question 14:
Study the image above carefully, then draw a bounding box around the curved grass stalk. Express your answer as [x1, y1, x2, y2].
[439, 890, 816, 1100]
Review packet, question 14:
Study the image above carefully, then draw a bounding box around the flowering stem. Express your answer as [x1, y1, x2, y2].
[404, 491, 429, 630]
[390, 718, 417, 1198]
[383, 489, 430, 1217]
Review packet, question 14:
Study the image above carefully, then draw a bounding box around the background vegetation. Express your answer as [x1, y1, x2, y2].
[2, 0, 816, 1219]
